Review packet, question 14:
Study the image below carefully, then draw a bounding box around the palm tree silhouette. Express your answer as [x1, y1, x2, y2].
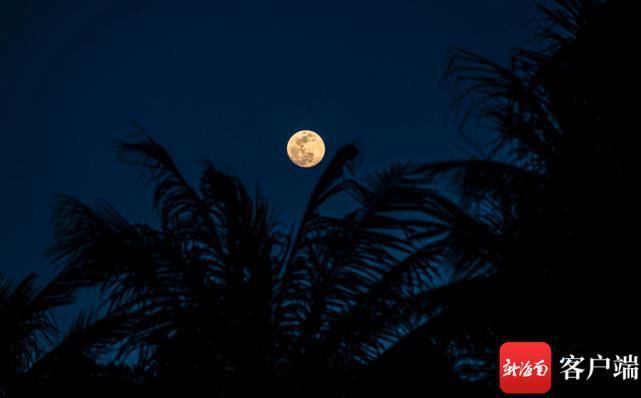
[1, 272, 138, 396]
[377, 0, 634, 390]
[1, 273, 64, 387]
[45, 134, 462, 396]
[2, 1, 630, 396]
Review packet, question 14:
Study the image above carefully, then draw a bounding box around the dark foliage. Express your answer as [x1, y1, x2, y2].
[1, 1, 633, 397]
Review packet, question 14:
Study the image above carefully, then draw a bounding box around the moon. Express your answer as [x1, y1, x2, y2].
[287, 130, 326, 168]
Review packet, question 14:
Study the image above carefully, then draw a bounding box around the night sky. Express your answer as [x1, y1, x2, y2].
[1, 0, 545, 283]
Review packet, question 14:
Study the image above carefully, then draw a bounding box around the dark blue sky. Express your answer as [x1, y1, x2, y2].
[1, 0, 545, 281]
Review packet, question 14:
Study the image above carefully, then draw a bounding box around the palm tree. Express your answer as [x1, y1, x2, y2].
[7, 1, 629, 395]
[384, 0, 634, 387]
[0, 271, 138, 397]
[1, 273, 60, 389]
[47, 134, 463, 396]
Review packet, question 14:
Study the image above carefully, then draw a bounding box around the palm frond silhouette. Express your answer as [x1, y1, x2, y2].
[44, 134, 459, 396]
[394, 0, 633, 385]
[1, 271, 138, 397]
[1, 1, 630, 397]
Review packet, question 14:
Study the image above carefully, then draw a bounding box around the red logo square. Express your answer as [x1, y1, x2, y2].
[500, 342, 552, 394]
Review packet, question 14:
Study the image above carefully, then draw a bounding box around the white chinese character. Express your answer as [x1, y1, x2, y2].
[534, 359, 549, 376]
[587, 354, 610, 380]
[503, 358, 520, 377]
[520, 360, 533, 377]
[560, 355, 585, 380]
[613, 355, 639, 381]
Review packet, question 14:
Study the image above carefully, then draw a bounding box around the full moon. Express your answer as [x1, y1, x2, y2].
[287, 130, 326, 168]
